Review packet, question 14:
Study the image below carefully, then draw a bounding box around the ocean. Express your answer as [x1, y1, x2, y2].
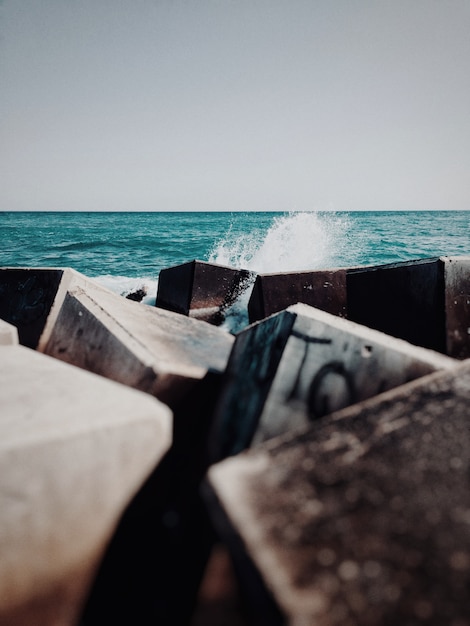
[1, 210, 469, 329]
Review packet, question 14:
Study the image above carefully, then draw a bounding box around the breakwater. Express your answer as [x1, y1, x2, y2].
[1, 256, 470, 625]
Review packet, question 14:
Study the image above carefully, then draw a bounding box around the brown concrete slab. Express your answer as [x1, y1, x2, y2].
[206, 360, 470, 626]
[210, 303, 456, 458]
[248, 268, 348, 323]
[0, 344, 171, 626]
[246, 257, 470, 359]
[347, 255, 470, 359]
[156, 260, 255, 325]
[443, 256, 470, 359]
[0, 318, 18, 345]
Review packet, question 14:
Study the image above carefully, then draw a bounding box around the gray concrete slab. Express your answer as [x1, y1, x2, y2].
[0, 267, 234, 409]
[156, 260, 255, 325]
[0, 318, 18, 345]
[206, 360, 470, 626]
[0, 344, 171, 626]
[211, 303, 457, 457]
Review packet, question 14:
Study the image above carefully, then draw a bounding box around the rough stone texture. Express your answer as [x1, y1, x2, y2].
[206, 361, 470, 626]
[0, 318, 18, 345]
[0, 344, 172, 626]
[0, 267, 234, 409]
[211, 303, 456, 458]
[347, 256, 470, 359]
[156, 260, 255, 325]
[0, 268, 64, 348]
[248, 269, 348, 324]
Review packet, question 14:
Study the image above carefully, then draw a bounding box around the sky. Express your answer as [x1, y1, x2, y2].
[1, 1, 469, 212]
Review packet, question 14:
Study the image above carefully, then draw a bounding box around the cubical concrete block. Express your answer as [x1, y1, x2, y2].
[0, 268, 234, 409]
[0, 344, 171, 626]
[347, 256, 470, 359]
[156, 260, 254, 325]
[248, 268, 348, 323]
[0, 318, 18, 345]
[206, 361, 470, 626]
[211, 303, 456, 457]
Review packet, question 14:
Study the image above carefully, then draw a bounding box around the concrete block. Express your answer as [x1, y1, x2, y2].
[347, 256, 470, 359]
[0, 344, 171, 626]
[211, 303, 456, 457]
[156, 260, 254, 325]
[0, 267, 234, 409]
[246, 257, 470, 359]
[248, 268, 348, 323]
[443, 256, 470, 359]
[206, 360, 470, 626]
[80, 371, 228, 626]
[0, 318, 18, 345]
[0, 268, 64, 348]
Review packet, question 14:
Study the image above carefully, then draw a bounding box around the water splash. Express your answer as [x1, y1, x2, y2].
[94, 275, 159, 306]
[208, 211, 351, 332]
[208, 211, 350, 273]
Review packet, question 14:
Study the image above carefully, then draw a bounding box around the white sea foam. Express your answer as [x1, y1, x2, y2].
[209, 211, 350, 332]
[94, 274, 159, 306]
[208, 211, 349, 273]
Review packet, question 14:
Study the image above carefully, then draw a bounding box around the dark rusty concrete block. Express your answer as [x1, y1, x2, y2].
[0, 268, 64, 348]
[210, 303, 455, 459]
[347, 256, 470, 359]
[248, 268, 348, 323]
[206, 361, 470, 626]
[443, 256, 470, 359]
[247, 257, 470, 359]
[347, 257, 446, 353]
[156, 260, 254, 325]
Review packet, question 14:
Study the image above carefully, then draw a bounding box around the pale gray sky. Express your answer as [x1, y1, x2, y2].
[1, 0, 469, 211]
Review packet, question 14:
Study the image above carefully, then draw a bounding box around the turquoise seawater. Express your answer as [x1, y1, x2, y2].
[1, 211, 469, 302]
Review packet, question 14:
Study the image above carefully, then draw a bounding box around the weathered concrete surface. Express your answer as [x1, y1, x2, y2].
[0, 268, 64, 348]
[211, 303, 456, 457]
[248, 268, 348, 323]
[40, 277, 234, 408]
[0, 267, 234, 409]
[0, 318, 18, 345]
[347, 256, 470, 359]
[0, 344, 172, 626]
[443, 257, 470, 359]
[0, 268, 236, 624]
[156, 260, 255, 325]
[245, 257, 470, 359]
[206, 360, 470, 626]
